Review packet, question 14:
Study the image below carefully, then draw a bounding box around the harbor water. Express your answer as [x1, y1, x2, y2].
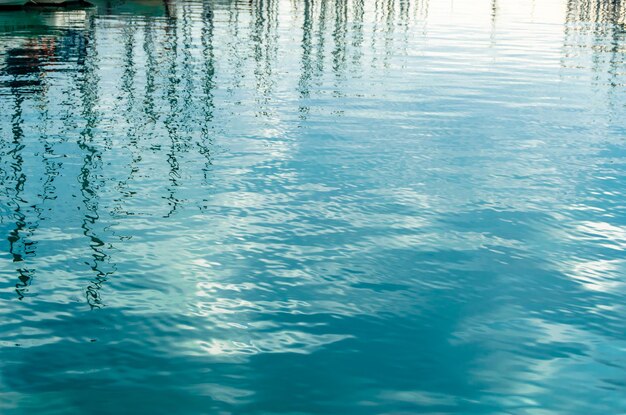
[1, 0, 625, 413]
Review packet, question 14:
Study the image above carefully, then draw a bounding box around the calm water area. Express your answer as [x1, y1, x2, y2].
[1, 0, 626, 413]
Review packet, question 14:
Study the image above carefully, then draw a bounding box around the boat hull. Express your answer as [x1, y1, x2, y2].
[30, 0, 71, 4]
[0, 0, 28, 6]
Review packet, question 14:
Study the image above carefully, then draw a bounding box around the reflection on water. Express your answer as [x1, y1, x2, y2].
[0, 0, 625, 413]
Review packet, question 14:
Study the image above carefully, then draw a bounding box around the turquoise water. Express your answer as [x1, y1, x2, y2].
[1, 0, 625, 413]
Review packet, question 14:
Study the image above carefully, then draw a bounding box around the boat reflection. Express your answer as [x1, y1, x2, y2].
[0, 0, 624, 306]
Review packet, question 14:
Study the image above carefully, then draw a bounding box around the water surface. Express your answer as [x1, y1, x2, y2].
[1, 0, 626, 413]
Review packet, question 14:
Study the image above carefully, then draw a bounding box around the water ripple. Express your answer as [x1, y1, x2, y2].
[1, 0, 625, 414]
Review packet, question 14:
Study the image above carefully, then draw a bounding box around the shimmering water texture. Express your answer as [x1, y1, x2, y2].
[1, 0, 626, 413]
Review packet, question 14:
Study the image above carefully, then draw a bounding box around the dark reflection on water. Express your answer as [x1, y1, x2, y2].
[0, 0, 625, 413]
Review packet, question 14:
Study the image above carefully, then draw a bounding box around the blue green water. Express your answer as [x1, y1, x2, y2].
[1, 0, 625, 413]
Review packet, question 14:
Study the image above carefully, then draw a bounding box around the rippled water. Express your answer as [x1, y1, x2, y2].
[0, 0, 625, 413]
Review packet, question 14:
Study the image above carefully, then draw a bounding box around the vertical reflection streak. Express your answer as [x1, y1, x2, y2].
[351, 0, 365, 71]
[143, 20, 158, 123]
[7, 92, 36, 300]
[199, 0, 216, 182]
[315, 0, 328, 79]
[251, 0, 279, 119]
[115, 17, 141, 218]
[332, 0, 348, 95]
[77, 18, 114, 309]
[298, 0, 313, 118]
[163, 9, 181, 218]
